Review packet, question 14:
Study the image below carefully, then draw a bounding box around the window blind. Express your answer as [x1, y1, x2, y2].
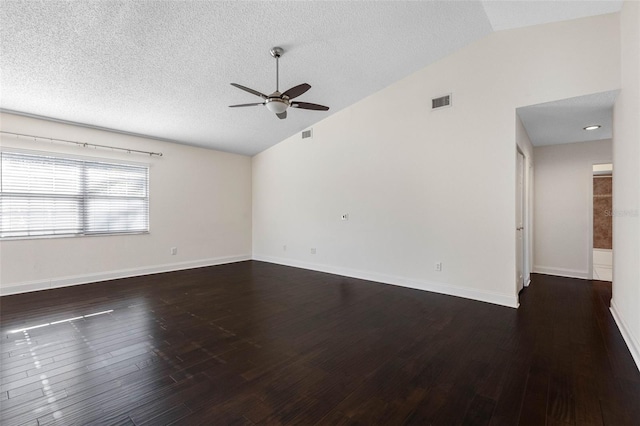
[0, 151, 149, 238]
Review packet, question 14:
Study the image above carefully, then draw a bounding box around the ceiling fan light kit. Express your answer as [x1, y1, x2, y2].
[265, 98, 288, 114]
[229, 47, 330, 120]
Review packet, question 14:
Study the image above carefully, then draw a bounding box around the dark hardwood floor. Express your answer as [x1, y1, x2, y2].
[1, 261, 638, 425]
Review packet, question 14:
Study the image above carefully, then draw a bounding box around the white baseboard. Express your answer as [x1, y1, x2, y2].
[610, 300, 640, 373]
[533, 265, 589, 280]
[0, 255, 251, 296]
[253, 254, 519, 308]
[593, 248, 613, 267]
[2, 254, 520, 309]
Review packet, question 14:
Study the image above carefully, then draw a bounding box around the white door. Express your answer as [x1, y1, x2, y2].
[516, 151, 525, 293]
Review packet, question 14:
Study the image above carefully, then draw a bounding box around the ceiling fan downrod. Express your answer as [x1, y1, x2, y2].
[270, 47, 284, 92]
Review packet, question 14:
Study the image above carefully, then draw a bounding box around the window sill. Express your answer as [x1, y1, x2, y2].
[0, 231, 150, 241]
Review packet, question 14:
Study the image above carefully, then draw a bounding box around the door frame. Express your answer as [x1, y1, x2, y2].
[516, 146, 532, 294]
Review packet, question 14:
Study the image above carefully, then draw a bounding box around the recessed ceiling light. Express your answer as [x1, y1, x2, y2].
[584, 125, 601, 131]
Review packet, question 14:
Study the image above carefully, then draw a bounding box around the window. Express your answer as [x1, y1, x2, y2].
[0, 151, 149, 238]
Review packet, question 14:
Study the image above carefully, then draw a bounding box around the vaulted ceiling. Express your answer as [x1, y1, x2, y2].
[0, 1, 623, 155]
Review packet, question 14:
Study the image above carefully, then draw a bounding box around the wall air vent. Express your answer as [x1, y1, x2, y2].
[301, 129, 313, 139]
[432, 94, 452, 110]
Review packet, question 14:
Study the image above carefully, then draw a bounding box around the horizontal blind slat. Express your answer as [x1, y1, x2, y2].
[1, 152, 149, 238]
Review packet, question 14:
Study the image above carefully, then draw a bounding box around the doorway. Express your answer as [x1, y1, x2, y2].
[592, 163, 613, 281]
[516, 90, 617, 285]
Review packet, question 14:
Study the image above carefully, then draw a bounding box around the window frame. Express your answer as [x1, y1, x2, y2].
[0, 149, 151, 240]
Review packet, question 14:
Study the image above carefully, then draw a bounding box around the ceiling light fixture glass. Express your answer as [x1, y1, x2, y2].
[265, 99, 288, 114]
[584, 125, 601, 131]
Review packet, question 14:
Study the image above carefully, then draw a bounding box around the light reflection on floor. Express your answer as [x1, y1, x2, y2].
[9, 310, 114, 334]
[20, 329, 64, 421]
[4, 308, 118, 424]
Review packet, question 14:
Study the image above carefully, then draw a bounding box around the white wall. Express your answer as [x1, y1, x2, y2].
[611, 0, 640, 370]
[533, 139, 612, 279]
[252, 13, 621, 308]
[0, 112, 252, 295]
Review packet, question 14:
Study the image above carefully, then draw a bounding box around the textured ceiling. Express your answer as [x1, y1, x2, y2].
[0, 1, 623, 156]
[517, 90, 618, 147]
[482, 0, 623, 31]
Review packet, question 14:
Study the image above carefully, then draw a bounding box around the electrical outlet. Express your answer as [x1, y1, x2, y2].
[171, 247, 178, 255]
[435, 262, 442, 272]
[341, 213, 349, 221]
[310, 248, 316, 254]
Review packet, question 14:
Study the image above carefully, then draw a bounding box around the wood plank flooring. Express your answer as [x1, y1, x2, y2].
[1, 261, 638, 425]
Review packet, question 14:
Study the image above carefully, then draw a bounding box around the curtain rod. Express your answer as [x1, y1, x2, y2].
[0, 131, 163, 157]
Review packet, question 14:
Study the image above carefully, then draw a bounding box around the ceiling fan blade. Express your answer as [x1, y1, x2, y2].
[229, 103, 264, 108]
[291, 102, 329, 111]
[276, 111, 287, 120]
[230, 83, 267, 99]
[282, 83, 311, 100]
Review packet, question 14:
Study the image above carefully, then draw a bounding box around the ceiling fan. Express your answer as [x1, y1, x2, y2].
[229, 47, 330, 120]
